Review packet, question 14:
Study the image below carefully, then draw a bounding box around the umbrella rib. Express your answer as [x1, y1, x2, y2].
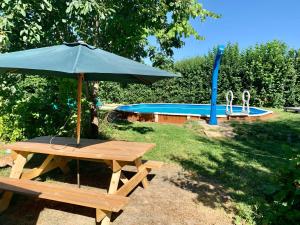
[72, 45, 82, 73]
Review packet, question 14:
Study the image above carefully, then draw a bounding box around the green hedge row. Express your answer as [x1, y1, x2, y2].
[99, 40, 300, 107]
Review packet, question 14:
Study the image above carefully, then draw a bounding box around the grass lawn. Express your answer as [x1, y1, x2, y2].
[0, 109, 299, 224]
[100, 109, 300, 224]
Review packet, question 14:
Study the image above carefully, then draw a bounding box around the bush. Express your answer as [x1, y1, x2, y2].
[99, 40, 300, 107]
[0, 75, 84, 142]
[262, 156, 300, 224]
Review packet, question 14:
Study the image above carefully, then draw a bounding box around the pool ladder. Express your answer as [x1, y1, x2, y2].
[226, 90, 250, 115]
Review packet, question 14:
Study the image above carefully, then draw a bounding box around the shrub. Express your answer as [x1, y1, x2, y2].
[98, 41, 300, 107]
[262, 156, 300, 224]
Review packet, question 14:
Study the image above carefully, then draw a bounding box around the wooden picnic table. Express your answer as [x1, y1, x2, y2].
[284, 107, 300, 113]
[0, 136, 161, 225]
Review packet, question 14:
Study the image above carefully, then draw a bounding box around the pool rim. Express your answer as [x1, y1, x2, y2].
[116, 103, 273, 118]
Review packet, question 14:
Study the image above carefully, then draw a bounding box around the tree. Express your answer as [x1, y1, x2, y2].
[0, 0, 219, 137]
[0, 0, 219, 57]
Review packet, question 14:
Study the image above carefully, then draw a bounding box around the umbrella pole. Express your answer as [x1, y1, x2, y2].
[76, 73, 84, 188]
[76, 73, 84, 145]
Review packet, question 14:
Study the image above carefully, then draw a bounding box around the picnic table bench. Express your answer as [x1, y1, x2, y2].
[0, 136, 162, 225]
[284, 107, 300, 113]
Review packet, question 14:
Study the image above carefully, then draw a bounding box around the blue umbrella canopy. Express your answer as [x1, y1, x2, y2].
[0, 42, 179, 84]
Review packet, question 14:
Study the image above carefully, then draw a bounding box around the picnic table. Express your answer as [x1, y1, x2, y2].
[0, 136, 162, 225]
[284, 107, 300, 113]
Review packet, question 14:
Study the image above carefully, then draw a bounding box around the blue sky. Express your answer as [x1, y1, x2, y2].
[172, 0, 300, 61]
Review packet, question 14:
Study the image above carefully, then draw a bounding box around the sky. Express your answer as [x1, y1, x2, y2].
[172, 0, 300, 61]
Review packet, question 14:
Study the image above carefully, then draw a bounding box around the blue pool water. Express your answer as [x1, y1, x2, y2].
[117, 103, 271, 117]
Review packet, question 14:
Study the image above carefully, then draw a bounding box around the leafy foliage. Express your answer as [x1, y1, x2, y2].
[0, 0, 217, 142]
[262, 156, 300, 224]
[0, 0, 218, 58]
[0, 74, 73, 140]
[99, 41, 300, 107]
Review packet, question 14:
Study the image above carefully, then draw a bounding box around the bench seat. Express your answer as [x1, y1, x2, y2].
[122, 160, 164, 172]
[0, 177, 129, 212]
[142, 160, 164, 170]
[284, 107, 300, 113]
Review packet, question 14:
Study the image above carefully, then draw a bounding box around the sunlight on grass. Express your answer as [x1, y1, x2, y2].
[0, 109, 298, 225]
[99, 109, 300, 224]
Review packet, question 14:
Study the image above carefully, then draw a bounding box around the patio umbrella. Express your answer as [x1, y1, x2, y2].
[0, 41, 179, 145]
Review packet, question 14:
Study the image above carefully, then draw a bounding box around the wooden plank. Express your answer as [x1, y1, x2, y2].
[122, 160, 163, 172]
[101, 170, 122, 225]
[284, 107, 300, 113]
[0, 152, 28, 213]
[116, 168, 148, 197]
[54, 157, 70, 174]
[112, 160, 122, 172]
[5, 137, 155, 162]
[21, 156, 69, 180]
[10, 153, 28, 178]
[120, 173, 129, 184]
[33, 136, 155, 152]
[21, 155, 54, 179]
[140, 160, 164, 170]
[10, 151, 18, 160]
[96, 209, 108, 223]
[0, 177, 129, 212]
[108, 170, 121, 194]
[135, 158, 149, 188]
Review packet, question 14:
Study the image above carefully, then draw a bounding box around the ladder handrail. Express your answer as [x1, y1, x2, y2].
[242, 90, 250, 114]
[226, 90, 234, 114]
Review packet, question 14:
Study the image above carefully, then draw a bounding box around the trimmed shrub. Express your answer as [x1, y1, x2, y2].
[99, 41, 300, 107]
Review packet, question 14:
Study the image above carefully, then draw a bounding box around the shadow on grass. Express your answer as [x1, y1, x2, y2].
[169, 116, 300, 223]
[109, 120, 154, 134]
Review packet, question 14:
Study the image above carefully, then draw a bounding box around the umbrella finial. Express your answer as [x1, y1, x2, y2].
[63, 41, 96, 50]
[77, 40, 86, 45]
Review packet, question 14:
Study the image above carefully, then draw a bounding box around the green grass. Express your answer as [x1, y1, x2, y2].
[100, 109, 300, 224]
[1, 109, 299, 224]
[0, 149, 11, 177]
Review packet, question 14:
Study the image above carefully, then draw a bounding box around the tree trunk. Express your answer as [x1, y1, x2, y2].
[88, 81, 100, 138]
[89, 18, 101, 138]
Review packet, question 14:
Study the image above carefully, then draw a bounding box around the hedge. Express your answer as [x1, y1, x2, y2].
[99, 40, 300, 107]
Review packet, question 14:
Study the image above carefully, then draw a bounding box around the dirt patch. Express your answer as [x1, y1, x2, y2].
[114, 164, 234, 225]
[0, 164, 233, 225]
[199, 122, 236, 139]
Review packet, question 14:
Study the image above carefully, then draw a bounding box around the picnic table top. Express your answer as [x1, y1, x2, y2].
[5, 136, 155, 162]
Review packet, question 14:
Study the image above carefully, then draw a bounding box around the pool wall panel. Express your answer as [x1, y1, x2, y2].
[115, 104, 273, 125]
[116, 111, 273, 124]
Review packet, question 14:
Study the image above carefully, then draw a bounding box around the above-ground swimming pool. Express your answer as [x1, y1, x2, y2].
[116, 103, 273, 124]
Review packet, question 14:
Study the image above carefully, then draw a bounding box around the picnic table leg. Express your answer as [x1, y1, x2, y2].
[54, 157, 70, 174]
[100, 169, 121, 225]
[134, 158, 149, 188]
[21, 155, 70, 180]
[0, 152, 28, 213]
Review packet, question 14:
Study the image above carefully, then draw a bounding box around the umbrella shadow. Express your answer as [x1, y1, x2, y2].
[25, 136, 116, 149]
[109, 120, 154, 134]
